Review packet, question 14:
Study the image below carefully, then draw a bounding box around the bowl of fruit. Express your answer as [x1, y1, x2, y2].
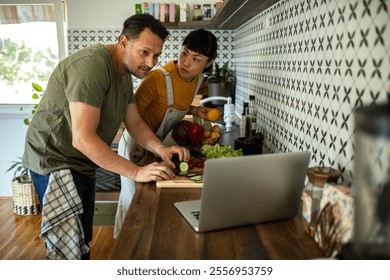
[171, 118, 221, 152]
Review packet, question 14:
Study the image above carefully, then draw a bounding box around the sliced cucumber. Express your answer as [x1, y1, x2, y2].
[179, 161, 189, 172]
[189, 175, 203, 182]
[172, 154, 189, 173]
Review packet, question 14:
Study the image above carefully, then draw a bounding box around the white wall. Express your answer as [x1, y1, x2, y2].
[67, 0, 131, 29]
[67, 0, 219, 29]
[0, 105, 33, 196]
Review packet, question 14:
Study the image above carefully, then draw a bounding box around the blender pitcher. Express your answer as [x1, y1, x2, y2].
[353, 103, 390, 259]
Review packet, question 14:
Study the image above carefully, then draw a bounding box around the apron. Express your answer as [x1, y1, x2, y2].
[129, 67, 202, 165]
[113, 68, 202, 238]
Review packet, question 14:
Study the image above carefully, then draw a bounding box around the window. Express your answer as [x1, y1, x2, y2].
[0, 0, 66, 104]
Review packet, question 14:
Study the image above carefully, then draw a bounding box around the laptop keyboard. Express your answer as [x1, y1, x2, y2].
[191, 210, 200, 220]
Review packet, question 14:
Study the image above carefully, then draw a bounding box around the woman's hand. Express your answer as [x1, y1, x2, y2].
[156, 145, 190, 169]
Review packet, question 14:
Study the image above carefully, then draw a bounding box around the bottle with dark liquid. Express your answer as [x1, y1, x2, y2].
[245, 95, 256, 137]
[240, 102, 248, 137]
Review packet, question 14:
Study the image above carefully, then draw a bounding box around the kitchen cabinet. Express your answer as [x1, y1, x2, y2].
[166, 0, 279, 29]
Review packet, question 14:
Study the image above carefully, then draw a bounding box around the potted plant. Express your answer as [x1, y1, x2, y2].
[6, 82, 44, 215]
[7, 158, 40, 215]
[7, 157, 29, 182]
[205, 62, 236, 106]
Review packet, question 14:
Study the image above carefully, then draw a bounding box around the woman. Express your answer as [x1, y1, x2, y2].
[114, 29, 218, 238]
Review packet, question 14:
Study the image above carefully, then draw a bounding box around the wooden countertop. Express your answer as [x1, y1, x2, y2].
[111, 181, 325, 260]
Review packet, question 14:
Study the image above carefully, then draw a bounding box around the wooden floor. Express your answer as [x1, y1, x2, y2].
[0, 196, 118, 260]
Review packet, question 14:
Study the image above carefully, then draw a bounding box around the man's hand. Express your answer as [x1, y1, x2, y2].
[133, 162, 176, 182]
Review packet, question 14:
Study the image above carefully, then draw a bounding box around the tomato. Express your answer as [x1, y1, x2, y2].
[188, 157, 195, 169]
[187, 122, 205, 142]
[187, 156, 205, 169]
[197, 160, 205, 168]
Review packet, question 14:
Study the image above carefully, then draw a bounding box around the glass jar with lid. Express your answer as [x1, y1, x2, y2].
[304, 166, 341, 231]
[192, 4, 202, 21]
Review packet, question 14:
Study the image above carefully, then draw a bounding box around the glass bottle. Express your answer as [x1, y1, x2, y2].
[240, 102, 248, 137]
[245, 95, 256, 137]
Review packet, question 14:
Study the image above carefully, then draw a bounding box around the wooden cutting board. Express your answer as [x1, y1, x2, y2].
[156, 175, 203, 188]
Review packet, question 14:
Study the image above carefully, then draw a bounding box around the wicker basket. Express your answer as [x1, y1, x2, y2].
[12, 176, 40, 215]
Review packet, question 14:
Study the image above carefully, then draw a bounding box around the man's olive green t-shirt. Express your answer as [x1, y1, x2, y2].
[23, 44, 134, 178]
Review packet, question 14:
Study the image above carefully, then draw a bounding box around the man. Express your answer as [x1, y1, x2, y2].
[22, 14, 189, 260]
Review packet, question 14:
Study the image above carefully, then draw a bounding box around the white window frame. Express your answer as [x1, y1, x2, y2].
[0, 0, 67, 107]
[0, 0, 68, 60]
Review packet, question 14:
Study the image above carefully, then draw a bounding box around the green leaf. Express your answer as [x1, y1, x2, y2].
[221, 62, 229, 75]
[32, 82, 44, 92]
[6, 161, 20, 173]
[6, 157, 28, 179]
[203, 144, 243, 159]
[32, 93, 40, 99]
[192, 115, 202, 125]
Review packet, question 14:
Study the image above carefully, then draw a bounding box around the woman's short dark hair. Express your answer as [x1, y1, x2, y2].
[120, 14, 170, 42]
[182, 29, 218, 62]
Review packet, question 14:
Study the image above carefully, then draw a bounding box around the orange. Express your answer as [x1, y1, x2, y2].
[206, 108, 221, 122]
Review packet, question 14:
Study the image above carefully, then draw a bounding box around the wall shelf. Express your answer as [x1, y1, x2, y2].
[166, 0, 278, 30]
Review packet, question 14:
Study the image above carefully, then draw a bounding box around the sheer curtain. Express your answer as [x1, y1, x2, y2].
[0, 5, 55, 24]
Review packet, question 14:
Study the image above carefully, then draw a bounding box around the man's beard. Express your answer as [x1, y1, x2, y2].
[125, 63, 151, 79]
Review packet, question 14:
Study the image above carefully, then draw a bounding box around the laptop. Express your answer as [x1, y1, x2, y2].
[174, 151, 311, 232]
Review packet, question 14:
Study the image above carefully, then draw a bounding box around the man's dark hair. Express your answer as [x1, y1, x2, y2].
[120, 14, 169, 42]
[182, 29, 218, 62]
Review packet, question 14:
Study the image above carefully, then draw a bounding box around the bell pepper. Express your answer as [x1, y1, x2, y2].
[187, 122, 205, 142]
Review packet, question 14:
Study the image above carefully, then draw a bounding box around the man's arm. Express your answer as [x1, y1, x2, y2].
[69, 101, 176, 182]
[123, 103, 189, 164]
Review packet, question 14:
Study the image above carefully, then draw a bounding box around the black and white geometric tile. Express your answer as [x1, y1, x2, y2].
[68, 28, 234, 90]
[68, 29, 121, 53]
[234, 0, 390, 185]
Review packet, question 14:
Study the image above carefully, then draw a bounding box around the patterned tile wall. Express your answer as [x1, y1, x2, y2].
[68, 29, 234, 89]
[234, 0, 390, 185]
[67, 0, 389, 185]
